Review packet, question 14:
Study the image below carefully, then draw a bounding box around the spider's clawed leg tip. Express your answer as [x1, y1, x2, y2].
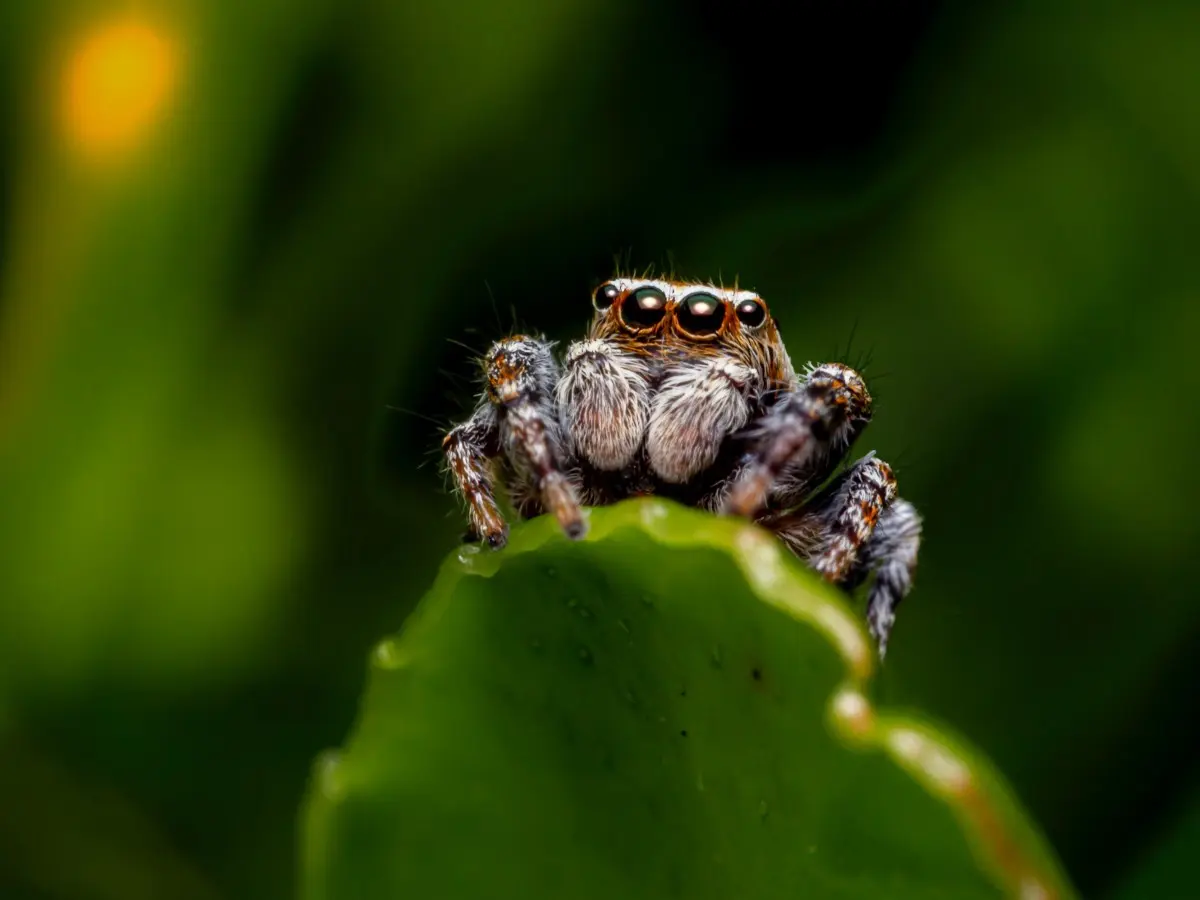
[485, 530, 508, 550]
[722, 492, 760, 519]
[722, 471, 769, 519]
[564, 520, 587, 540]
[868, 623, 890, 662]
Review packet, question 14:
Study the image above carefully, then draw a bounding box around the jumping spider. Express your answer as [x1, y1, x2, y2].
[442, 277, 921, 657]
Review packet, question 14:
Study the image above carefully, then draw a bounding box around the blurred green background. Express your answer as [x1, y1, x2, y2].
[0, 0, 1197, 897]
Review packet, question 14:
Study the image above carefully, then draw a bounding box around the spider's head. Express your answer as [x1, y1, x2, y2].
[590, 278, 793, 384]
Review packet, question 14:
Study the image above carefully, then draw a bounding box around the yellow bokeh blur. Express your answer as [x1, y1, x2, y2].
[60, 16, 178, 160]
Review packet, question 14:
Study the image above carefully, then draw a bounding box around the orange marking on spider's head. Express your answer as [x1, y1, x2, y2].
[59, 16, 180, 161]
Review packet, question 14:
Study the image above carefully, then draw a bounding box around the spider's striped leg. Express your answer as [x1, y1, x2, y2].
[443, 335, 584, 548]
[443, 407, 507, 548]
[849, 498, 921, 659]
[758, 455, 914, 658]
[760, 454, 896, 580]
[485, 335, 584, 540]
[722, 363, 872, 517]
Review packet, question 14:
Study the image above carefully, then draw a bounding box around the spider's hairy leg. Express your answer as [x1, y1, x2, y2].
[760, 455, 895, 576]
[852, 497, 921, 659]
[760, 455, 908, 658]
[647, 358, 757, 484]
[556, 338, 651, 472]
[810, 454, 897, 582]
[723, 362, 872, 517]
[442, 406, 507, 548]
[488, 336, 585, 540]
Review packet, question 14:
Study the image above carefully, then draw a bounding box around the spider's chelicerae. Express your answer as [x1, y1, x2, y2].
[442, 277, 922, 657]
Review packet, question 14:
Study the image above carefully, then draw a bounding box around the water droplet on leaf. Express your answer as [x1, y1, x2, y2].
[372, 640, 403, 669]
[316, 751, 343, 801]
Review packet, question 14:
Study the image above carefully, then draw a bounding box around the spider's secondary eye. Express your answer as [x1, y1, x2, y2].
[677, 292, 725, 335]
[735, 298, 767, 329]
[592, 282, 619, 311]
[621, 286, 667, 328]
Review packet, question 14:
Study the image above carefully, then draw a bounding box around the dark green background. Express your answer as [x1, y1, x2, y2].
[0, 1, 1196, 898]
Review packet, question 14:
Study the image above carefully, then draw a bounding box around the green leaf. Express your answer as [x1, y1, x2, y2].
[301, 499, 1074, 900]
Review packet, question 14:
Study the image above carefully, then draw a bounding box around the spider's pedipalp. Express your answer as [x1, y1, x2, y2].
[722, 362, 872, 517]
[647, 357, 758, 484]
[557, 338, 651, 472]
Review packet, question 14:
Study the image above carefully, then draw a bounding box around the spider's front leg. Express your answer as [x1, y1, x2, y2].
[760, 455, 921, 658]
[442, 405, 507, 548]
[855, 497, 921, 658]
[443, 336, 584, 549]
[723, 362, 873, 517]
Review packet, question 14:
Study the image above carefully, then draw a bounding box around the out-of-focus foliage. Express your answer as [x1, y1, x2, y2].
[304, 500, 1075, 900]
[1111, 780, 1200, 900]
[0, 0, 1196, 897]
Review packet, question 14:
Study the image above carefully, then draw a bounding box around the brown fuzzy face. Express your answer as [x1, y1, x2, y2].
[589, 277, 796, 390]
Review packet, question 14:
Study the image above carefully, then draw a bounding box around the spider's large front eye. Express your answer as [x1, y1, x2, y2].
[735, 298, 767, 329]
[621, 286, 667, 328]
[592, 282, 619, 311]
[677, 292, 725, 335]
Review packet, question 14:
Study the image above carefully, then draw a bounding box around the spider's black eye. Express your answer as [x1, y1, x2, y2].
[677, 292, 725, 335]
[735, 298, 767, 329]
[621, 285, 667, 328]
[592, 282, 619, 311]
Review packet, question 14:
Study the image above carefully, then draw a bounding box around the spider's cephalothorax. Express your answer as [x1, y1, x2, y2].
[442, 277, 922, 657]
